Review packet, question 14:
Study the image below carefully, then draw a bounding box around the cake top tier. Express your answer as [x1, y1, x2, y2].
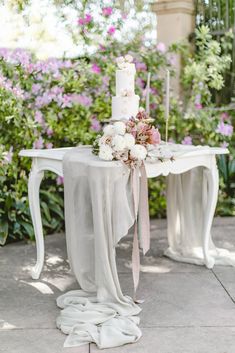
[116, 55, 136, 73]
[115, 55, 136, 97]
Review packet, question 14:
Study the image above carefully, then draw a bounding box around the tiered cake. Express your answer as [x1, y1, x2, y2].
[111, 55, 140, 121]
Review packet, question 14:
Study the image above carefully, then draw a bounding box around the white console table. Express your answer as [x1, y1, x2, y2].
[19, 145, 229, 279]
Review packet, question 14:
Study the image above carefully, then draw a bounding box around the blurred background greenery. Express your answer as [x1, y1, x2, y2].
[0, 0, 234, 245]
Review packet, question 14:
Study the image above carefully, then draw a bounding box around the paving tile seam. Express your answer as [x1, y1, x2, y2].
[212, 269, 235, 305]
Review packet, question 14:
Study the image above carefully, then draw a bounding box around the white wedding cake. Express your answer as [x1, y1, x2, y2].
[111, 55, 140, 121]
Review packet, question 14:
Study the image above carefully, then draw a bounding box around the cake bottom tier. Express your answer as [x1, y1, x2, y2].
[111, 95, 139, 121]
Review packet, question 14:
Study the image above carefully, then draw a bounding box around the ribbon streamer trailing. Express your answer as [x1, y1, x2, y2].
[131, 163, 150, 295]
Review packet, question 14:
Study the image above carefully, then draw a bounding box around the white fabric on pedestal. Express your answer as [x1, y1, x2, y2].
[166, 167, 235, 265]
[57, 147, 141, 349]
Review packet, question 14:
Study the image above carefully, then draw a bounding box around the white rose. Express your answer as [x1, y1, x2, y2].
[112, 135, 126, 151]
[113, 121, 126, 135]
[120, 89, 128, 97]
[125, 54, 133, 63]
[118, 62, 128, 70]
[124, 133, 135, 148]
[99, 145, 113, 161]
[116, 56, 124, 64]
[98, 135, 110, 146]
[130, 144, 147, 160]
[103, 124, 115, 136]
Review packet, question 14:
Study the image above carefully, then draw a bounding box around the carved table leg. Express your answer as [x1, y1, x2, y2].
[28, 160, 45, 279]
[202, 156, 219, 268]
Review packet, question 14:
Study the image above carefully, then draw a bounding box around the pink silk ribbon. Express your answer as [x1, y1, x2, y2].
[131, 162, 150, 294]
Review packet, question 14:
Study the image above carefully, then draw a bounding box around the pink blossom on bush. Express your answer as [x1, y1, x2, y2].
[85, 14, 92, 23]
[73, 94, 92, 107]
[135, 62, 147, 71]
[195, 103, 202, 110]
[102, 7, 112, 16]
[221, 142, 229, 148]
[32, 83, 42, 94]
[216, 121, 233, 137]
[33, 136, 44, 149]
[220, 112, 229, 121]
[107, 26, 116, 35]
[78, 18, 86, 25]
[102, 76, 110, 86]
[3, 146, 13, 164]
[99, 44, 106, 52]
[157, 42, 166, 53]
[60, 94, 73, 108]
[56, 176, 64, 185]
[150, 103, 157, 110]
[45, 142, 53, 149]
[136, 77, 145, 88]
[90, 117, 101, 132]
[91, 63, 101, 74]
[46, 128, 53, 137]
[78, 14, 92, 26]
[35, 111, 45, 125]
[182, 136, 193, 145]
[167, 54, 177, 66]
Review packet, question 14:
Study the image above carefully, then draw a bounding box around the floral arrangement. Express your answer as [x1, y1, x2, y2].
[93, 109, 161, 167]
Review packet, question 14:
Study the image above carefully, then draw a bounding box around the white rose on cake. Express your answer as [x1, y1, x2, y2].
[113, 121, 126, 135]
[125, 54, 133, 63]
[112, 135, 126, 151]
[124, 133, 135, 148]
[116, 56, 125, 64]
[103, 124, 115, 136]
[130, 144, 147, 160]
[99, 145, 113, 161]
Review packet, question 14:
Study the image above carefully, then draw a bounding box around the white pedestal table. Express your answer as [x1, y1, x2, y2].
[19, 145, 230, 280]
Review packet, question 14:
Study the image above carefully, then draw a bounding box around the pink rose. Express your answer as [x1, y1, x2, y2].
[149, 128, 161, 145]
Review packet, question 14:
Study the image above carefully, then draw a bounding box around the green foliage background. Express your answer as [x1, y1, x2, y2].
[0, 4, 234, 246]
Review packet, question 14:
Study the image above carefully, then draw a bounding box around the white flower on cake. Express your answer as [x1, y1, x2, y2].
[125, 54, 133, 63]
[99, 145, 113, 161]
[124, 133, 135, 148]
[116, 56, 125, 65]
[112, 135, 126, 151]
[103, 124, 115, 136]
[120, 89, 133, 97]
[113, 121, 126, 135]
[116, 55, 134, 70]
[130, 144, 147, 161]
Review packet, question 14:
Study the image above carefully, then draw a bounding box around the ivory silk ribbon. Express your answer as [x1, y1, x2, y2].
[131, 163, 150, 294]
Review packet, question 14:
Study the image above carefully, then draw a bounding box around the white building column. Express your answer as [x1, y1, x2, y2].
[152, 0, 195, 96]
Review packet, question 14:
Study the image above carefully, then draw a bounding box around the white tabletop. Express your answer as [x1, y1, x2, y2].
[19, 144, 229, 161]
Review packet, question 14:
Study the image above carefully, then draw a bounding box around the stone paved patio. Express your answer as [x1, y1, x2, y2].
[1, 217, 235, 353]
